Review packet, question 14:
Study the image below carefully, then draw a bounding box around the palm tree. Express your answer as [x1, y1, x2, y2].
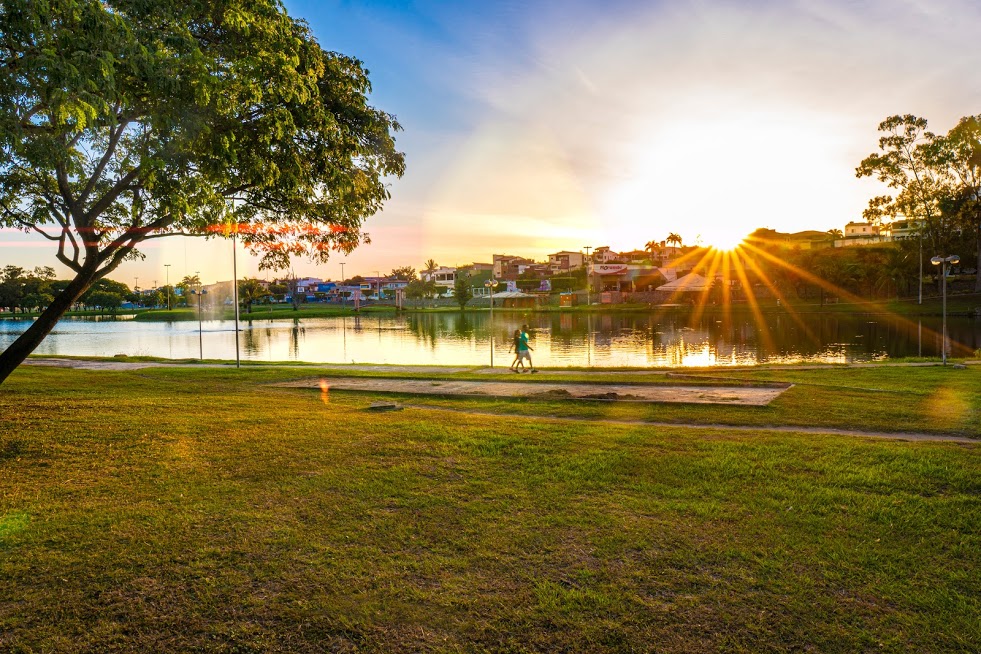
[666, 233, 682, 248]
[176, 274, 201, 307]
[827, 228, 843, 240]
[644, 240, 661, 262]
[422, 259, 439, 283]
[238, 277, 269, 314]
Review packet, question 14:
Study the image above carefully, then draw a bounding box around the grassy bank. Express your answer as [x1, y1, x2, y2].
[1, 365, 979, 652]
[3, 291, 978, 323]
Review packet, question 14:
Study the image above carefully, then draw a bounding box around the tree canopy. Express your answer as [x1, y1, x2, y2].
[0, 0, 404, 382]
[857, 114, 981, 290]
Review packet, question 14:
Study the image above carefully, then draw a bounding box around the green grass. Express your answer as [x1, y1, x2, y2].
[1, 365, 980, 652]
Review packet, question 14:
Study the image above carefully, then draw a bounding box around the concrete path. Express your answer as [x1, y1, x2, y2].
[399, 404, 979, 444]
[276, 377, 790, 405]
[23, 358, 474, 373]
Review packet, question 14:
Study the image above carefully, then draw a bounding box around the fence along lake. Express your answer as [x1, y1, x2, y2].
[3, 311, 979, 367]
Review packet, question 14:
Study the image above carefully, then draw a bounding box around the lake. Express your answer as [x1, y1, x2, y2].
[2, 311, 979, 367]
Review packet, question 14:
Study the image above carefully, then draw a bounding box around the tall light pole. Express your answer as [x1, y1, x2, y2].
[918, 232, 923, 305]
[164, 264, 171, 310]
[194, 271, 204, 361]
[930, 254, 959, 365]
[232, 222, 241, 369]
[583, 246, 592, 307]
[484, 279, 498, 367]
[340, 262, 346, 307]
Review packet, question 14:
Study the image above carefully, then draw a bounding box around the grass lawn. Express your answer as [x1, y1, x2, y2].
[1, 365, 979, 652]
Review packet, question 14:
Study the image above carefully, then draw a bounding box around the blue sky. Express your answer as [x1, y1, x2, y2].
[4, 0, 981, 285]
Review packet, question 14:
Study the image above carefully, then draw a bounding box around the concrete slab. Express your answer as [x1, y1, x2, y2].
[277, 377, 790, 406]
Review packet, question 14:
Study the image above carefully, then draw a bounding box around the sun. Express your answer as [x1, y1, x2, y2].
[706, 228, 748, 251]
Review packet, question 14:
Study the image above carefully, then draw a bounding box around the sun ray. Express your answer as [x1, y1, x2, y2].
[691, 249, 724, 325]
[732, 248, 821, 347]
[740, 241, 947, 346]
[726, 248, 777, 356]
[720, 250, 733, 327]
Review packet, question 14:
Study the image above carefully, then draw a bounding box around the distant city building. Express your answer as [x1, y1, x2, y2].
[882, 219, 923, 241]
[422, 266, 456, 290]
[837, 221, 884, 246]
[548, 250, 585, 272]
[592, 246, 620, 263]
[493, 255, 535, 280]
[746, 228, 833, 250]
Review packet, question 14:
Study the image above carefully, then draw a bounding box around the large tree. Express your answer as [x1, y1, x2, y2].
[0, 0, 403, 383]
[931, 115, 981, 290]
[855, 115, 949, 299]
[237, 277, 268, 314]
[453, 272, 473, 309]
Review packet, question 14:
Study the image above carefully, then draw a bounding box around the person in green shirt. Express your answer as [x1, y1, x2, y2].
[519, 324, 537, 373]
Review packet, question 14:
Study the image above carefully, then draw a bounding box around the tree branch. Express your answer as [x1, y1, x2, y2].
[80, 116, 129, 204]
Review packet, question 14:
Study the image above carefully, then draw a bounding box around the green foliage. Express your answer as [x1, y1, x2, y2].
[390, 266, 417, 281]
[405, 278, 438, 303]
[237, 277, 269, 314]
[0, 365, 979, 650]
[0, 266, 58, 312]
[85, 291, 122, 313]
[0, 0, 404, 379]
[453, 273, 473, 308]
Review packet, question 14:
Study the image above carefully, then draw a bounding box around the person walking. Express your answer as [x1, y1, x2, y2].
[508, 329, 524, 372]
[519, 323, 537, 373]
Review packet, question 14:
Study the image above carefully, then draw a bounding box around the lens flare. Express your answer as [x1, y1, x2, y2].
[319, 379, 330, 405]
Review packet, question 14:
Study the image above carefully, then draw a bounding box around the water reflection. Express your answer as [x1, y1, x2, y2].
[1, 310, 979, 367]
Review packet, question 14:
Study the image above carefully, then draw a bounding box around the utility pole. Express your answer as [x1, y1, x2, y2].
[918, 232, 923, 305]
[165, 264, 171, 310]
[340, 262, 345, 307]
[583, 246, 592, 307]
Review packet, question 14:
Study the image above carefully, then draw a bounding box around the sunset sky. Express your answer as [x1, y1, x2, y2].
[4, 0, 980, 286]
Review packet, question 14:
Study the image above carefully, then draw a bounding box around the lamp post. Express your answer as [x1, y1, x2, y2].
[164, 264, 171, 310]
[583, 246, 592, 307]
[340, 262, 346, 307]
[918, 232, 923, 305]
[930, 254, 959, 365]
[232, 222, 241, 369]
[193, 272, 206, 361]
[484, 279, 499, 367]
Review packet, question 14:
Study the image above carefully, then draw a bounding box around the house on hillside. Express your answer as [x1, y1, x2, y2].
[548, 250, 585, 272]
[493, 255, 535, 280]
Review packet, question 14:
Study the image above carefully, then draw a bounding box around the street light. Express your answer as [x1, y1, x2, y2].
[583, 246, 592, 307]
[164, 264, 171, 310]
[484, 279, 499, 367]
[192, 272, 207, 361]
[930, 254, 959, 365]
[340, 262, 346, 307]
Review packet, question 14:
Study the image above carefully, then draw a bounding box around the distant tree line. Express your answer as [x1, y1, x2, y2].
[0, 266, 139, 314]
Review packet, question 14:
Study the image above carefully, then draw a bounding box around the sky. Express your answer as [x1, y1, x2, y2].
[4, 0, 981, 287]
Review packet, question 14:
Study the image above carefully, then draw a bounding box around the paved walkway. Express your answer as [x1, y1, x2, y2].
[275, 377, 790, 405]
[398, 404, 979, 445]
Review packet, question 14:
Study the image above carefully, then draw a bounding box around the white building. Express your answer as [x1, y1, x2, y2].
[422, 266, 456, 291]
[548, 251, 585, 272]
[592, 246, 621, 263]
[836, 222, 884, 247]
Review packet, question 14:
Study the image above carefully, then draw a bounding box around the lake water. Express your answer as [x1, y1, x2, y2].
[2, 311, 979, 367]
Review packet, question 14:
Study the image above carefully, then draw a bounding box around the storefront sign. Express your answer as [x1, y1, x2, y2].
[591, 264, 628, 275]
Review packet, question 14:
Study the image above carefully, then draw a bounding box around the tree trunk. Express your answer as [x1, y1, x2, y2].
[975, 223, 981, 293]
[0, 268, 98, 384]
